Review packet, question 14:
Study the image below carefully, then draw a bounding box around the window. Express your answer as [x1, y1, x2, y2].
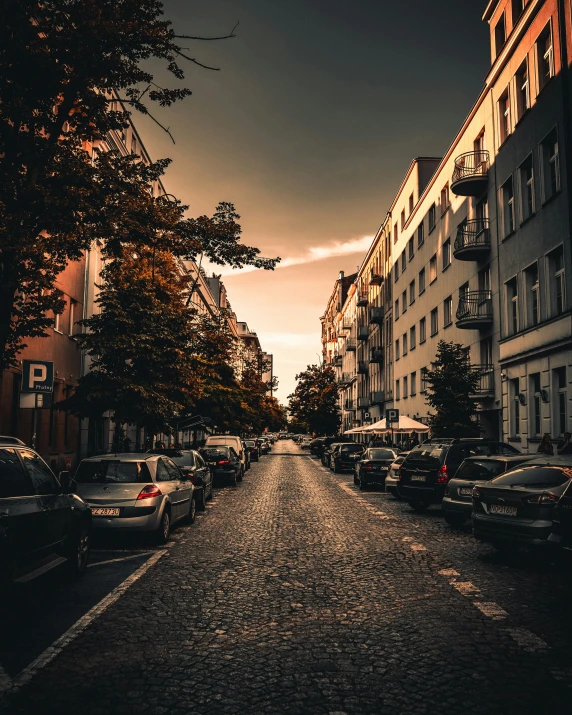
[548, 246, 565, 316]
[541, 128, 560, 201]
[429, 254, 437, 283]
[401, 290, 407, 313]
[418, 267, 426, 294]
[131, 135, 137, 154]
[155, 460, 171, 482]
[417, 222, 425, 248]
[403, 376, 408, 398]
[419, 317, 426, 344]
[440, 184, 450, 215]
[494, 13, 506, 58]
[531, 373, 542, 436]
[411, 372, 417, 396]
[402, 333, 408, 356]
[510, 378, 520, 437]
[421, 368, 428, 393]
[444, 296, 453, 327]
[69, 299, 77, 336]
[401, 209, 406, 230]
[410, 326, 416, 350]
[519, 155, 535, 221]
[537, 22, 554, 91]
[394, 221, 398, 244]
[408, 237, 414, 261]
[54, 309, 60, 332]
[524, 262, 539, 327]
[430, 308, 438, 336]
[499, 87, 511, 144]
[396, 379, 400, 400]
[394, 262, 399, 283]
[506, 277, 519, 335]
[516, 59, 530, 120]
[21, 450, 59, 495]
[395, 339, 400, 360]
[409, 193, 414, 215]
[409, 280, 415, 305]
[502, 177, 515, 236]
[0, 448, 33, 498]
[459, 281, 469, 301]
[554, 367, 567, 436]
[512, 0, 524, 22]
[401, 250, 406, 272]
[442, 239, 451, 270]
[395, 298, 400, 319]
[428, 204, 436, 232]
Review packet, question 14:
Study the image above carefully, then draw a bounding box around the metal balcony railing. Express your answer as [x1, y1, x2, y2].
[344, 399, 355, 411]
[369, 307, 384, 324]
[456, 290, 493, 328]
[358, 360, 368, 375]
[357, 396, 370, 408]
[357, 326, 369, 341]
[470, 365, 495, 395]
[332, 354, 343, 367]
[345, 337, 357, 351]
[370, 390, 385, 405]
[454, 219, 490, 260]
[341, 317, 354, 331]
[369, 347, 383, 364]
[357, 290, 369, 306]
[369, 274, 383, 286]
[337, 372, 351, 385]
[451, 150, 490, 196]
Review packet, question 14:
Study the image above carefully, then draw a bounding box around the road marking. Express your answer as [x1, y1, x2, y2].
[410, 544, 427, 551]
[504, 628, 549, 653]
[2, 539, 177, 695]
[473, 602, 508, 620]
[402, 536, 414, 542]
[438, 568, 460, 577]
[451, 581, 481, 597]
[87, 552, 154, 568]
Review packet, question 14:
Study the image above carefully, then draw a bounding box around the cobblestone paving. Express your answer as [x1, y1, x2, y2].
[3, 442, 571, 714]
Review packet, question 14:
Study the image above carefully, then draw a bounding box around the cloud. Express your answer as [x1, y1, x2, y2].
[206, 234, 374, 277]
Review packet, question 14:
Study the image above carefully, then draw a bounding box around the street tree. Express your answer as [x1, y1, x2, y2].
[424, 341, 481, 437]
[0, 0, 278, 370]
[288, 364, 340, 436]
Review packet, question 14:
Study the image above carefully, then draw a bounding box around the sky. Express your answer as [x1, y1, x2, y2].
[136, 0, 491, 403]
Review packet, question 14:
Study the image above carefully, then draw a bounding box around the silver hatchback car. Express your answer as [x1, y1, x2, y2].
[73, 453, 195, 543]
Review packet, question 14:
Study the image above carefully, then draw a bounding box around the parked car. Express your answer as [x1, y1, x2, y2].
[318, 437, 353, 464]
[322, 442, 346, 468]
[0, 441, 91, 588]
[242, 441, 251, 471]
[260, 437, 272, 452]
[74, 453, 195, 544]
[301, 438, 313, 450]
[472, 459, 572, 549]
[399, 438, 520, 512]
[442, 454, 534, 527]
[354, 448, 400, 489]
[244, 440, 260, 462]
[548, 458, 572, 550]
[204, 436, 245, 477]
[310, 438, 326, 456]
[199, 446, 242, 486]
[331, 443, 365, 473]
[259, 439, 271, 455]
[148, 449, 213, 511]
[385, 453, 409, 498]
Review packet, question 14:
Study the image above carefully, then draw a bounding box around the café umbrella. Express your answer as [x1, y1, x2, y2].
[362, 415, 429, 434]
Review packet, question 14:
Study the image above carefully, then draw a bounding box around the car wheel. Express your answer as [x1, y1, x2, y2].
[444, 513, 466, 528]
[238, 468, 244, 482]
[231, 473, 238, 486]
[333, 462, 340, 473]
[198, 488, 207, 511]
[409, 500, 430, 513]
[207, 480, 214, 500]
[359, 478, 367, 491]
[188, 497, 197, 524]
[156, 509, 171, 544]
[68, 525, 90, 577]
[354, 474, 359, 485]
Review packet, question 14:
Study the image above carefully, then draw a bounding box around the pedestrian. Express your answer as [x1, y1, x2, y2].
[558, 432, 572, 455]
[537, 433, 554, 455]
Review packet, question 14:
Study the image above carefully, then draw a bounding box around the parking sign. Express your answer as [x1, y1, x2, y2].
[21, 360, 54, 393]
[385, 409, 399, 423]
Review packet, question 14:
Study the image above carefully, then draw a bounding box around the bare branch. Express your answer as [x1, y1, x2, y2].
[174, 22, 239, 41]
[114, 99, 176, 143]
[174, 49, 220, 71]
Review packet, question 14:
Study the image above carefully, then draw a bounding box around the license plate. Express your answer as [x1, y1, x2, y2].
[411, 475, 426, 482]
[92, 507, 120, 516]
[459, 487, 473, 496]
[490, 504, 517, 516]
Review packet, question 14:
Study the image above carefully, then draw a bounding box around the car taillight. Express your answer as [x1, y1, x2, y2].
[436, 465, 449, 484]
[472, 486, 482, 500]
[137, 485, 162, 500]
[365, 463, 374, 471]
[398, 466, 403, 480]
[217, 459, 231, 466]
[523, 493, 558, 505]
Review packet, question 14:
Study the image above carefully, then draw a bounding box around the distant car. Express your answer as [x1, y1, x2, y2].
[148, 449, 213, 511]
[472, 460, 572, 549]
[331, 443, 365, 473]
[354, 448, 400, 489]
[244, 440, 260, 462]
[442, 454, 534, 527]
[74, 453, 195, 543]
[385, 453, 409, 498]
[204, 436, 245, 478]
[199, 446, 242, 486]
[259, 439, 271, 455]
[309, 438, 326, 456]
[300, 438, 313, 450]
[0, 441, 91, 588]
[399, 438, 520, 513]
[242, 442, 251, 471]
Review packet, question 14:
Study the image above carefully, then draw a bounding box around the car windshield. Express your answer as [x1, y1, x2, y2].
[75, 460, 152, 484]
[490, 466, 572, 488]
[406, 446, 446, 467]
[467, 443, 520, 456]
[245, 441, 255, 447]
[455, 459, 510, 481]
[201, 448, 229, 459]
[368, 449, 397, 460]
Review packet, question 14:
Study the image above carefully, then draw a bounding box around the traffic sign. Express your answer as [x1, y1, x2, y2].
[364, 412, 370, 420]
[21, 360, 54, 393]
[386, 409, 399, 423]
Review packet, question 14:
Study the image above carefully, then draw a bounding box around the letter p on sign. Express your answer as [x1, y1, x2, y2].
[29, 364, 47, 390]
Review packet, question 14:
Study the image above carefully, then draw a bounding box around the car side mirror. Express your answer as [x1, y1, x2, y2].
[59, 471, 71, 491]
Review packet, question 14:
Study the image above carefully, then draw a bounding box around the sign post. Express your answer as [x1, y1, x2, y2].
[385, 408, 399, 447]
[20, 360, 54, 449]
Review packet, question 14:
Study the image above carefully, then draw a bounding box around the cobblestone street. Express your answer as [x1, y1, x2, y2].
[3, 441, 572, 715]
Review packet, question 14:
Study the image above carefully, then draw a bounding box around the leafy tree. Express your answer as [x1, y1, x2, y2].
[0, 0, 278, 369]
[288, 364, 340, 436]
[425, 341, 481, 437]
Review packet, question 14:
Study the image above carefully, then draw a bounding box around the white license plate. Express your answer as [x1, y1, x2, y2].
[411, 475, 426, 482]
[92, 507, 120, 516]
[459, 487, 473, 496]
[490, 504, 517, 516]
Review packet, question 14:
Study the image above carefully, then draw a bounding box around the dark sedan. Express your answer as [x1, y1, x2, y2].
[354, 448, 400, 490]
[472, 461, 572, 549]
[331, 443, 365, 473]
[149, 448, 213, 510]
[199, 446, 242, 487]
[244, 440, 260, 462]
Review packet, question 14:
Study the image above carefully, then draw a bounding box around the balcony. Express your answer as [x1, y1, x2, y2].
[332, 354, 343, 367]
[345, 337, 357, 351]
[357, 396, 370, 408]
[357, 290, 369, 307]
[454, 219, 490, 261]
[370, 390, 385, 405]
[456, 290, 493, 329]
[369, 274, 383, 286]
[470, 365, 495, 397]
[357, 360, 369, 375]
[337, 372, 351, 386]
[344, 399, 355, 411]
[368, 307, 384, 324]
[369, 347, 383, 364]
[357, 326, 369, 341]
[341, 317, 354, 331]
[451, 150, 490, 197]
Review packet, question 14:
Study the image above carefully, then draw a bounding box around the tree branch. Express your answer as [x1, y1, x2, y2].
[174, 49, 220, 71]
[174, 22, 239, 41]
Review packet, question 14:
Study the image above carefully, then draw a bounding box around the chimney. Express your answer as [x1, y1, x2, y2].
[338, 270, 345, 281]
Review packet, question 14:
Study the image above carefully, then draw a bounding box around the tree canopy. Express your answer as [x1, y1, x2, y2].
[288, 364, 340, 436]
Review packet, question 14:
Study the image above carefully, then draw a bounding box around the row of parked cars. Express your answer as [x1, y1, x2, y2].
[307, 435, 572, 554]
[0, 433, 276, 591]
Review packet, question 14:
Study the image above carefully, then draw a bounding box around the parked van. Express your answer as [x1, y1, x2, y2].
[204, 436, 245, 479]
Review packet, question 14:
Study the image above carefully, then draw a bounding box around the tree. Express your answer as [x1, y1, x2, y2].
[288, 364, 340, 436]
[0, 0, 278, 369]
[425, 341, 481, 437]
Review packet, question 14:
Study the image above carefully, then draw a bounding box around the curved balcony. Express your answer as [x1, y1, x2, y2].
[469, 365, 495, 397]
[456, 290, 493, 329]
[451, 151, 490, 196]
[454, 219, 490, 261]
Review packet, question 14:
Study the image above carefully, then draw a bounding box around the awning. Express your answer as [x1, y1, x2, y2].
[170, 414, 214, 431]
[362, 415, 430, 434]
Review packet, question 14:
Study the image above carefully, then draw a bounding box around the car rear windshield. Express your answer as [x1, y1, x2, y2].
[405, 446, 446, 467]
[169, 453, 195, 467]
[368, 449, 396, 460]
[244, 441, 255, 447]
[491, 466, 572, 488]
[75, 460, 152, 484]
[201, 448, 230, 459]
[340, 445, 363, 453]
[455, 459, 512, 481]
